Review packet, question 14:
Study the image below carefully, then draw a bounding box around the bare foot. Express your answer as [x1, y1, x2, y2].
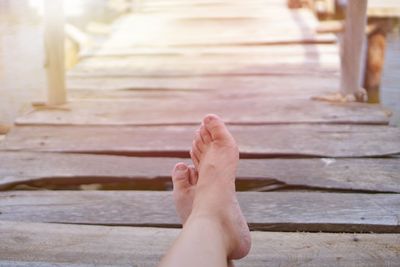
[188, 114, 251, 260]
[172, 163, 237, 267]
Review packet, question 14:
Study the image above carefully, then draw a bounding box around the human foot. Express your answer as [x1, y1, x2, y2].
[188, 114, 251, 260]
[172, 163, 237, 267]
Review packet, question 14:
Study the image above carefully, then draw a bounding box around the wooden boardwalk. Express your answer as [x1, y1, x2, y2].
[1, 0, 400, 266]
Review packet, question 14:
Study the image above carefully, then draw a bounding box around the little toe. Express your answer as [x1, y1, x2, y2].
[171, 162, 191, 190]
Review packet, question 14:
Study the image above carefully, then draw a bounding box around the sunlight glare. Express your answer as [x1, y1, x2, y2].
[29, 0, 84, 17]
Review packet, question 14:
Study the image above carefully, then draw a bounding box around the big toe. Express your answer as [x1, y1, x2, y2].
[171, 162, 191, 190]
[203, 114, 234, 142]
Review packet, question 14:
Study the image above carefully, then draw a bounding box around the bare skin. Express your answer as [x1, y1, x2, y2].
[159, 114, 251, 266]
[171, 164, 238, 267]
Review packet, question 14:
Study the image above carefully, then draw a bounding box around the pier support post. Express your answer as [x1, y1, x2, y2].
[44, 0, 67, 105]
[363, 20, 389, 103]
[340, 0, 368, 101]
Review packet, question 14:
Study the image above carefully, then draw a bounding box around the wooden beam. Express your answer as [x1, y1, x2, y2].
[13, 98, 391, 126]
[2, 124, 399, 158]
[340, 0, 368, 101]
[1, 221, 399, 266]
[0, 191, 399, 233]
[44, 0, 67, 105]
[0, 152, 399, 192]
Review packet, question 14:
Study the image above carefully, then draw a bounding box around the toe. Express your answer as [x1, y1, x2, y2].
[200, 125, 212, 144]
[203, 114, 232, 141]
[171, 162, 191, 190]
[190, 149, 199, 169]
[188, 165, 198, 185]
[191, 140, 202, 161]
[194, 130, 205, 152]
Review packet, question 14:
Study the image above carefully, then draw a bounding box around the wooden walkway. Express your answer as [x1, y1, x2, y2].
[1, 0, 400, 266]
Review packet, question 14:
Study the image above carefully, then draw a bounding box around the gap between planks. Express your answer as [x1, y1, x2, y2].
[0, 152, 400, 192]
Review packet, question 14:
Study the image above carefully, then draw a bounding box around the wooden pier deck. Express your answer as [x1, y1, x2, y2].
[1, 0, 400, 266]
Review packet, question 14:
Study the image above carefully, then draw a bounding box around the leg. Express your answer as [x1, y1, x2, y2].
[159, 114, 251, 266]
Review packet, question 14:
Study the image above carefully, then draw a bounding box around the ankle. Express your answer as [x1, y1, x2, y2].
[185, 211, 235, 256]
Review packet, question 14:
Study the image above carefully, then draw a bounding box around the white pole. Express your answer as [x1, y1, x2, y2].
[44, 0, 67, 105]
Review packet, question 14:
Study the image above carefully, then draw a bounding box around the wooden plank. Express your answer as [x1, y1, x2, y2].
[1, 222, 399, 267]
[0, 191, 399, 233]
[67, 75, 340, 94]
[14, 98, 390, 125]
[368, 0, 400, 17]
[139, 6, 306, 18]
[101, 14, 336, 47]
[2, 124, 399, 157]
[81, 43, 340, 58]
[139, 0, 294, 11]
[1, 152, 399, 192]
[69, 52, 339, 78]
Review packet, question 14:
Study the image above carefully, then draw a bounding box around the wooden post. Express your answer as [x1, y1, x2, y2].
[363, 22, 388, 103]
[340, 0, 368, 101]
[44, 0, 67, 105]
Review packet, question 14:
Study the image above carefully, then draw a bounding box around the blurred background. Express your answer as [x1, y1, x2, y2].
[0, 0, 132, 126]
[0, 0, 399, 126]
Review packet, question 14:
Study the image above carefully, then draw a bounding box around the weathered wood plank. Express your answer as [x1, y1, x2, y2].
[102, 14, 336, 47]
[67, 75, 340, 94]
[1, 221, 399, 267]
[69, 55, 338, 78]
[138, 3, 315, 18]
[1, 152, 399, 192]
[82, 42, 339, 58]
[368, 0, 400, 17]
[2, 125, 399, 157]
[0, 191, 399, 233]
[14, 98, 390, 125]
[72, 44, 339, 77]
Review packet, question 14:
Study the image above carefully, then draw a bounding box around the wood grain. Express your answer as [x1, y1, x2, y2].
[0, 191, 399, 233]
[69, 57, 338, 78]
[70, 44, 339, 77]
[81, 43, 339, 58]
[67, 75, 340, 94]
[2, 124, 399, 157]
[99, 12, 336, 48]
[1, 152, 399, 192]
[15, 98, 390, 125]
[1, 221, 399, 267]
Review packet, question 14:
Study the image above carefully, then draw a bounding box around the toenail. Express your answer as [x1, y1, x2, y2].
[177, 164, 187, 171]
[204, 116, 213, 123]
